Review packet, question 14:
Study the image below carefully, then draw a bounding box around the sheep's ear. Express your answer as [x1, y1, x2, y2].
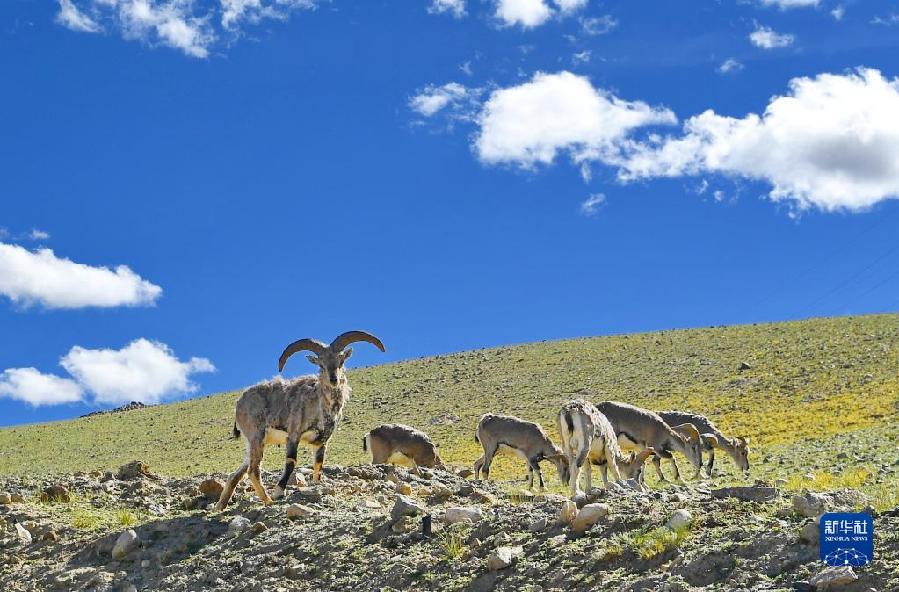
[306, 355, 320, 366]
[703, 433, 720, 447]
[739, 436, 750, 445]
[341, 348, 353, 361]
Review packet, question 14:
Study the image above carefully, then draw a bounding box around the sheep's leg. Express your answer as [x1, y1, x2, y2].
[652, 453, 669, 482]
[311, 444, 326, 482]
[669, 456, 683, 482]
[528, 457, 545, 490]
[606, 446, 622, 483]
[480, 445, 498, 480]
[584, 459, 593, 492]
[473, 455, 486, 480]
[247, 441, 272, 505]
[568, 457, 582, 497]
[216, 449, 250, 511]
[600, 462, 609, 488]
[273, 438, 299, 500]
[412, 459, 422, 478]
[706, 448, 716, 477]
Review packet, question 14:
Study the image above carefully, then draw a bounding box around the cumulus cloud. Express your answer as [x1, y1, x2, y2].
[428, 0, 465, 18]
[0, 368, 84, 407]
[830, 5, 844, 21]
[29, 229, 51, 241]
[749, 25, 794, 49]
[617, 68, 899, 211]
[61, 339, 215, 405]
[494, 0, 587, 28]
[0, 242, 162, 309]
[56, 0, 101, 32]
[54, 0, 317, 57]
[475, 71, 676, 167]
[579, 193, 605, 216]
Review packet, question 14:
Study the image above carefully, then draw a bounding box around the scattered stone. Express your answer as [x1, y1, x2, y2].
[738, 361, 752, 371]
[799, 520, 819, 544]
[391, 495, 424, 522]
[291, 472, 308, 487]
[42, 530, 59, 542]
[528, 517, 547, 532]
[0, 493, 11, 504]
[808, 566, 858, 590]
[457, 468, 473, 479]
[391, 516, 415, 534]
[571, 503, 609, 533]
[111, 530, 139, 560]
[793, 492, 828, 518]
[40, 485, 71, 503]
[197, 479, 224, 500]
[15, 523, 32, 544]
[252, 521, 268, 533]
[286, 504, 316, 519]
[558, 500, 578, 525]
[117, 461, 152, 481]
[228, 516, 252, 535]
[572, 493, 589, 508]
[445, 507, 483, 524]
[487, 545, 523, 571]
[666, 509, 693, 530]
[711, 485, 779, 503]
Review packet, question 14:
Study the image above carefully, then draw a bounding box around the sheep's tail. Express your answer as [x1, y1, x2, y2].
[231, 423, 241, 440]
[474, 431, 480, 444]
[563, 409, 574, 435]
[362, 434, 368, 452]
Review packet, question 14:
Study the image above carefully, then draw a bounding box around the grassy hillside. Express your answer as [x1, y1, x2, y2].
[1, 314, 897, 499]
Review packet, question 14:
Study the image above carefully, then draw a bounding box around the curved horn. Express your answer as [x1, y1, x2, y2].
[278, 338, 328, 372]
[329, 330, 386, 353]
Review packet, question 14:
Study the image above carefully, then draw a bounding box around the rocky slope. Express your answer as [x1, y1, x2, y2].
[0, 462, 896, 592]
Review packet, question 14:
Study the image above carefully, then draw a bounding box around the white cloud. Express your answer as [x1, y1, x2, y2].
[830, 5, 844, 21]
[718, 58, 743, 74]
[56, 0, 101, 32]
[617, 68, 899, 211]
[221, 0, 315, 29]
[554, 0, 587, 14]
[428, 0, 465, 18]
[495, 0, 553, 28]
[758, 0, 818, 8]
[0, 368, 84, 407]
[871, 13, 899, 26]
[579, 193, 605, 216]
[61, 339, 215, 405]
[29, 229, 51, 241]
[410, 82, 471, 117]
[117, 0, 214, 58]
[475, 71, 676, 167]
[571, 50, 591, 65]
[54, 0, 317, 57]
[749, 25, 794, 49]
[0, 242, 162, 309]
[580, 14, 616, 35]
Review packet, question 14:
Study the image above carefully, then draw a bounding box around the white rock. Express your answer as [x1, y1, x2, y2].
[111, 529, 139, 560]
[487, 545, 523, 571]
[228, 516, 252, 535]
[809, 566, 858, 590]
[666, 509, 693, 530]
[444, 507, 483, 524]
[286, 504, 316, 519]
[793, 492, 828, 518]
[558, 500, 577, 525]
[15, 523, 32, 544]
[571, 503, 610, 533]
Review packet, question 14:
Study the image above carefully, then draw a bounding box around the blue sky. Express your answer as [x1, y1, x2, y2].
[1, 0, 898, 425]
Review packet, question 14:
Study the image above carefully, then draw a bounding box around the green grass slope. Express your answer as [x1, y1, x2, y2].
[1, 314, 897, 500]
